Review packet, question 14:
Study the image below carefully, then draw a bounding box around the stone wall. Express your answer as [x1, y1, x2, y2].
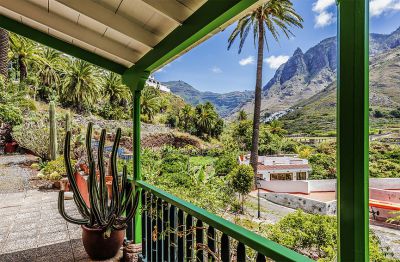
[259, 180, 310, 194]
[262, 192, 337, 215]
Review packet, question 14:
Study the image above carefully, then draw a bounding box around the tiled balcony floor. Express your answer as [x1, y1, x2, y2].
[0, 190, 121, 261]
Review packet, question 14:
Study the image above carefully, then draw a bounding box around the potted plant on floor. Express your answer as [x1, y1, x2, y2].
[58, 123, 139, 260]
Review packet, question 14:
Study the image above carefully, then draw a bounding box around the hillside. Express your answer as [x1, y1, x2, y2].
[238, 26, 400, 118]
[163, 80, 253, 117]
[282, 46, 400, 133]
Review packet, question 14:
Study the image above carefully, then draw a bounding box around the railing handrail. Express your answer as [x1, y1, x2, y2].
[135, 180, 313, 262]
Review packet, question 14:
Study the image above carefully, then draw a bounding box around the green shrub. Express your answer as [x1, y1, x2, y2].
[215, 153, 239, 176]
[41, 156, 75, 178]
[0, 104, 23, 125]
[161, 151, 189, 174]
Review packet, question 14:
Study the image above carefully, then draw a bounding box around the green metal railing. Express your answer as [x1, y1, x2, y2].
[128, 180, 313, 262]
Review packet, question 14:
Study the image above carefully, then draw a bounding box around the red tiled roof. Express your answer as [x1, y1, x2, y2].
[258, 164, 311, 171]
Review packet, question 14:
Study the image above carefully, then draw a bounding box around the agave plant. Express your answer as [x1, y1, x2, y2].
[58, 122, 139, 238]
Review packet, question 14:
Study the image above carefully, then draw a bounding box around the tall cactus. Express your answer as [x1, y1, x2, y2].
[65, 111, 71, 132]
[58, 122, 139, 238]
[49, 101, 58, 160]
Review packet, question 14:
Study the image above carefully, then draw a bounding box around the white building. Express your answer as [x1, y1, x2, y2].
[239, 154, 312, 181]
[146, 75, 170, 93]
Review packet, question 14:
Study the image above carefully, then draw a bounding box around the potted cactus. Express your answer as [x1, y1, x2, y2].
[58, 122, 139, 260]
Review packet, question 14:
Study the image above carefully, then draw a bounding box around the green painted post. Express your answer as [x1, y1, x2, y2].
[337, 0, 369, 261]
[123, 72, 149, 243]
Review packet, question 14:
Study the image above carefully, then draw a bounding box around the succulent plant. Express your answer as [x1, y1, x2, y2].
[58, 122, 139, 238]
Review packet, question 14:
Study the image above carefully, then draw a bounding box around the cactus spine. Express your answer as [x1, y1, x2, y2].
[58, 122, 139, 238]
[49, 101, 58, 160]
[65, 111, 71, 132]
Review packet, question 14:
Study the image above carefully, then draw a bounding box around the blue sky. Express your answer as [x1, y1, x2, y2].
[154, 0, 400, 93]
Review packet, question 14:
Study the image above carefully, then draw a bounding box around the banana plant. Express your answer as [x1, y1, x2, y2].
[58, 122, 139, 238]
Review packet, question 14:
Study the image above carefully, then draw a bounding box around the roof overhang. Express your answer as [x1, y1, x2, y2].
[0, 0, 265, 89]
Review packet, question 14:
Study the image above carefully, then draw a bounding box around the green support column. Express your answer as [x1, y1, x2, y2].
[337, 0, 369, 261]
[124, 71, 149, 243]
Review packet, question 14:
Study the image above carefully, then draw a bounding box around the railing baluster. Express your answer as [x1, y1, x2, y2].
[152, 197, 157, 261]
[220, 233, 230, 262]
[207, 226, 216, 261]
[141, 191, 147, 260]
[177, 209, 184, 262]
[236, 242, 245, 262]
[169, 205, 177, 262]
[186, 214, 193, 261]
[146, 194, 152, 261]
[195, 219, 204, 262]
[163, 202, 169, 261]
[157, 198, 163, 262]
[256, 253, 266, 262]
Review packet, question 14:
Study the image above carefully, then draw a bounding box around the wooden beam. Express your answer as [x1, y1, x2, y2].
[0, 0, 140, 63]
[55, 0, 159, 48]
[142, 0, 191, 24]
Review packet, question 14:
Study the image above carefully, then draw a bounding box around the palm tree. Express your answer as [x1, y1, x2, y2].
[268, 120, 287, 136]
[237, 110, 248, 121]
[179, 104, 194, 131]
[195, 103, 217, 137]
[102, 71, 130, 106]
[62, 59, 101, 112]
[37, 48, 65, 100]
[0, 28, 9, 80]
[228, 0, 303, 183]
[9, 33, 41, 81]
[140, 87, 159, 122]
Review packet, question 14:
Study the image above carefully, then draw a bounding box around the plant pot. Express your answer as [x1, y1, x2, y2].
[81, 225, 125, 260]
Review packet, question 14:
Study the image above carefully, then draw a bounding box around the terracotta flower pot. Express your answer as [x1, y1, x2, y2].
[81, 225, 125, 260]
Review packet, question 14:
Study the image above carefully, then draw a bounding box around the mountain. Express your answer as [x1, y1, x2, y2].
[281, 45, 400, 133]
[238, 26, 400, 118]
[163, 80, 253, 117]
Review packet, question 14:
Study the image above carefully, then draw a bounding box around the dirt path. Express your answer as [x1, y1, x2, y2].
[0, 154, 39, 194]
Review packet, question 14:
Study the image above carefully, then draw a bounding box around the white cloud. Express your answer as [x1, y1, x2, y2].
[370, 0, 400, 17]
[314, 11, 335, 28]
[312, 0, 336, 13]
[264, 55, 290, 69]
[239, 56, 255, 66]
[312, 0, 336, 28]
[155, 63, 171, 73]
[211, 66, 222, 73]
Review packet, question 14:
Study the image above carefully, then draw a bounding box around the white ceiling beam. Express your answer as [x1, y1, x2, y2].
[0, 0, 140, 63]
[142, 0, 192, 24]
[55, 0, 159, 48]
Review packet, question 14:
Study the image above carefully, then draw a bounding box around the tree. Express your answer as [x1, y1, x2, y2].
[9, 33, 41, 81]
[140, 87, 159, 122]
[0, 28, 9, 79]
[102, 71, 130, 106]
[228, 164, 253, 212]
[179, 104, 194, 131]
[37, 48, 65, 101]
[268, 120, 287, 136]
[228, 0, 303, 186]
[237, 110, 248, 121]
[61, 59, 101, 111]
[195, 103, 218, 137]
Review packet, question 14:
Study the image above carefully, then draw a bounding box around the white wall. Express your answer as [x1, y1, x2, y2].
[259, 180, 310, 194]
[370, 178, 400, 189]
[308, 179, 336, 192]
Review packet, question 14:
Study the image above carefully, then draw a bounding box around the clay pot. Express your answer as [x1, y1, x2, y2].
[81, 225, 125, 260]
[79, 163, 89, 175]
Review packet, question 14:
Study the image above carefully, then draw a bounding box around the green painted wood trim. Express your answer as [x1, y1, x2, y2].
[337, 0, 369, 261]
[131, 74, 148, 243]
[135, 180, 313, 262]
[0, 15, 127, 74]
[122, 0, 260, 86]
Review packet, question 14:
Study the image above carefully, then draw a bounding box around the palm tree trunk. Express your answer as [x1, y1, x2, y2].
[0, 28, 9, 80]
[18, 55, 27, 81]
[249, 18, 264, 187]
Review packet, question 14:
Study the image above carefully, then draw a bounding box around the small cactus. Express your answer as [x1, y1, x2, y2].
[49, 101, 58, 160]
[58, 122, 139, 238]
